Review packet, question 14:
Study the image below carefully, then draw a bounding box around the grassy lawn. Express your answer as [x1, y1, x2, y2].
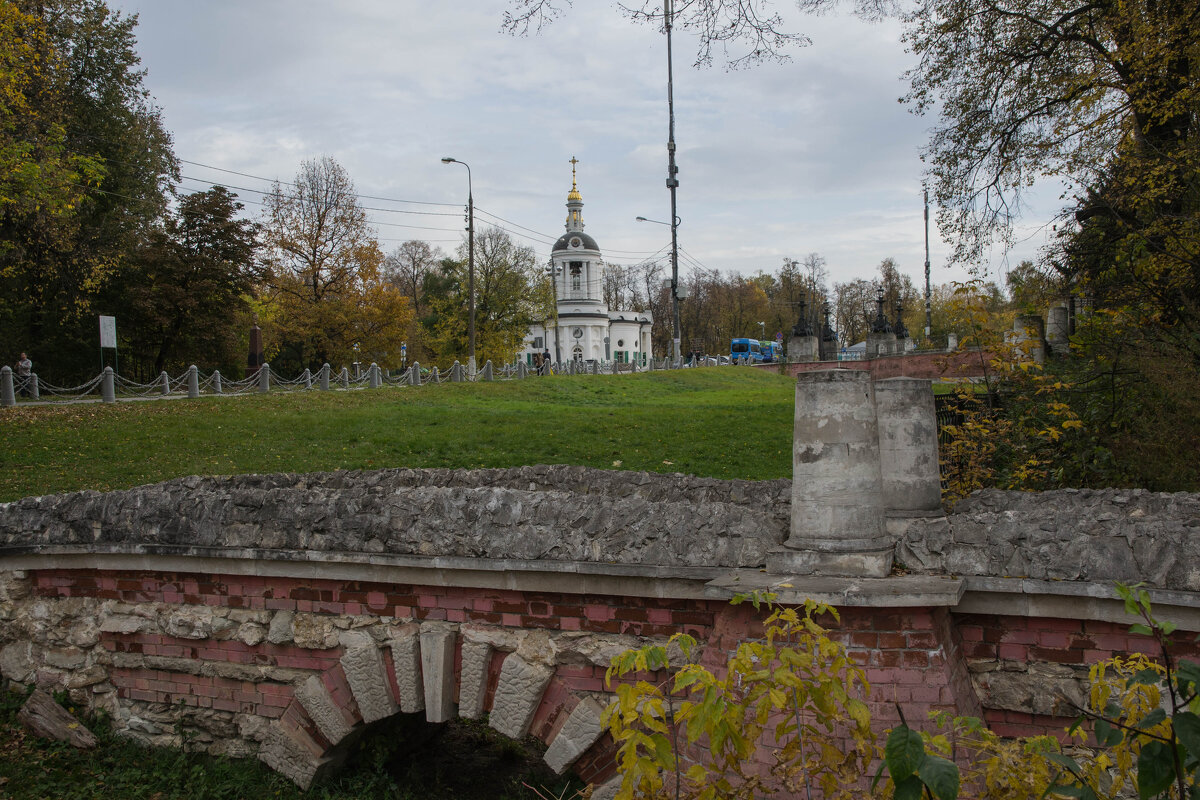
[0, 368, 796, 502]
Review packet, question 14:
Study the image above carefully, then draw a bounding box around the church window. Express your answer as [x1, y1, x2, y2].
[570, 261, 582, 291]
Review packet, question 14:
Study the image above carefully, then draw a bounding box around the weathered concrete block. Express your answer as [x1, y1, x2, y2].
[258, 721, 331, 790]
[340, 641, 397, 724]
[590, 774, 623, 800]
[489, 653, 552, 740]
[295, 676, 354, 745]
[457, 639, 492, 719]
[543, 696, 605, 773]
[387, 624, 425, 714]
[419, 624, 456, 723]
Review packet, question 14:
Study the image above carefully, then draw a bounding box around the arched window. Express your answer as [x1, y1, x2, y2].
[570, 261, 582, 291]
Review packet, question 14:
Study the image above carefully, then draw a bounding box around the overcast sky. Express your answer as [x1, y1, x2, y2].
[108, 0, 1060, 289]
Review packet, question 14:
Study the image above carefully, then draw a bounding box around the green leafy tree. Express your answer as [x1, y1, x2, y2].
[107, 187, 259, 377]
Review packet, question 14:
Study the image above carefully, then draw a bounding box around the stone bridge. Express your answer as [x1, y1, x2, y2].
[3, 371, 1200, 796]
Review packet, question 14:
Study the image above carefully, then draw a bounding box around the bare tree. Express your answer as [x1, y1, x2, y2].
[384, 240, 442, 318]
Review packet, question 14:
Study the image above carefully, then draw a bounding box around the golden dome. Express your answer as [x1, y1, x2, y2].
[567, 156, 582, 202]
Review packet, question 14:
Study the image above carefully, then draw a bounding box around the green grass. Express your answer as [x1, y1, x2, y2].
[0, 369, 796, 502]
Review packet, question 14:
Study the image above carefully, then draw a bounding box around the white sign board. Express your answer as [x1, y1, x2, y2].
[99, 315, 117, 349]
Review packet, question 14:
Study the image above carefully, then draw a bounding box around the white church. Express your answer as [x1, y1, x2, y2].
[519, 161, 653, 366]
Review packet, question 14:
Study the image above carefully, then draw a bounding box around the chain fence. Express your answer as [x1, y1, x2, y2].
[0, 356, 721, 408]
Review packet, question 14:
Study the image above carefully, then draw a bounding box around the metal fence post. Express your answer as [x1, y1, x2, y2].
[187, 365, 199, 399]
[101, 367, 115, 403]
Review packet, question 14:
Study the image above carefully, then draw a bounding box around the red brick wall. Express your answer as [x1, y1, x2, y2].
[755, 350, 998, 380]
[24, 567, 1188, 784]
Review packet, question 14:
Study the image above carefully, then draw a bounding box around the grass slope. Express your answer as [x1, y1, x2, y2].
[0, 368, 795, 502]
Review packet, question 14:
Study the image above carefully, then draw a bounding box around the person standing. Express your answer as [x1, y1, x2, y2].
[15, 353, 31, 397]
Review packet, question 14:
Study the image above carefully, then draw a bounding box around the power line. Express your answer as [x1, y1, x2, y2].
[177, 176, 462, 217]
[179, 158, 460, 208]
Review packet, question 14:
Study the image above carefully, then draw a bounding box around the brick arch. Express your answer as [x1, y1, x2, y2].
[258, 623, 617, 790]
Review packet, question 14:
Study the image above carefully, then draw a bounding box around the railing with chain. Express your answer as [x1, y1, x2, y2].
[1, 354, 742, 408]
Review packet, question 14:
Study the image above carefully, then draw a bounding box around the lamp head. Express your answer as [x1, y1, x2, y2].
[635, 216, 648, 221]
[441, 157, 456, 164]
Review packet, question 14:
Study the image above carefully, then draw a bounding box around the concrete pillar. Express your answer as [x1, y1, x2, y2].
[517, 361, 528, 379]
[788, 335, 819, 363]
[160, 371, 170, 396]
[867, 332, 897, 358]
[450, 361, 464, 383]
[1046, 305, 1069, 356]
[875, 378, 941, 512]
[430, 366, 440, 383]
[319, 363, 330, 391]
[369, 363, 381, 388]
[0, 367, 13, 407]
[258, 363, 271, 393]
[302, 368, 312, 390]
[187, 365, 199, 399]
[481, 360, 494, 381]
[768, 369, 891, 577]
[213, 370, 223, 394]
[29, 374, 38, 401]
[101, 367, 115, 403]
[1011, 314, 1046, 364]
[409, 362, 421, 386]
[339, 367, 349, 389]
[947, 333, 958, 351]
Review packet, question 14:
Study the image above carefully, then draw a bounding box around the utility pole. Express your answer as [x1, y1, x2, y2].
[665, 0, 682, 363]
[924, 187, 932, 338]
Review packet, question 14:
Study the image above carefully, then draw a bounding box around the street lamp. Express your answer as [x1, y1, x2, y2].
[758, 321, 766, 339]
[635, 215, 682, 362]
[441, 157, 476, 377]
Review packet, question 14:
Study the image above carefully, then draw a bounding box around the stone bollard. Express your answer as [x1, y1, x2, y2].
[29, 374, 39, 401]
[340, 367, 349, 389]
[481, 360, 493, 381]
[213, 370, 223, 394]
[160, 371, 170, 396]
[302, 368, 312, 390]
[320, 363, 330, 391]
[430, 366, 440, 383]
[409, 362, 421, 387]
[369, 363, 381, 388]
[450, 361, 464, 383]
[259, 363, 271, 393]
[101, 367, 115, 403]
[0, 366, 13, 407]
[517, 361, 528, 379]
[768, 369, 892, 577]
[187, 365, 199, 399]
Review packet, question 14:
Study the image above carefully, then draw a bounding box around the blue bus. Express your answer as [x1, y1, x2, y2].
[760, 341, 778, 363]
[730, 338, 763, 362]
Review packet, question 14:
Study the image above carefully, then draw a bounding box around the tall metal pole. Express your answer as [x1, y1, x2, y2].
[665, 0, 681, 363]
[442, 157, 476, 377]
[923, 187, 932, 338]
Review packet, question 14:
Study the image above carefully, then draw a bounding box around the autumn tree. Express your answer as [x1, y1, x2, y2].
[0, 0, 175, 381]
[260, 156, 410, 372]
[423, 227, 550, 366]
